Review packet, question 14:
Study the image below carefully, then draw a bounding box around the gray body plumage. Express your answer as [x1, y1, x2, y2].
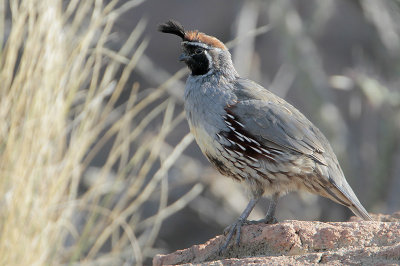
[184, 65, 370, 220]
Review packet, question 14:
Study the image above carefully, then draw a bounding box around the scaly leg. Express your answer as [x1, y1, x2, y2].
[245, 192, 279, 225]
[220, 197, 259, 252]
[264, 192, 279, 224]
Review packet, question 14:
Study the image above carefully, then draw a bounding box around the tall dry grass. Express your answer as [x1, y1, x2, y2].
[0, 0, 201, 265]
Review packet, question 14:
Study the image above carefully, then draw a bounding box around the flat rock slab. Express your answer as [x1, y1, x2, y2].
[153, 212, 400, 265]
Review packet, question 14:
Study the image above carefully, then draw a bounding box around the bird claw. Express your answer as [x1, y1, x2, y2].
[266, 215, 278, 224]
[219, 218, 245, 253]
[244, 215, 278, 225]
[220, 215, 278, 254]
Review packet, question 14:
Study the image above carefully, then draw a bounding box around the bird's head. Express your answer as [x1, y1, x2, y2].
[158, 20, 237, 77]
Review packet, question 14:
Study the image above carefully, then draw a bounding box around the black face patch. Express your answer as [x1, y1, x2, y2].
[182, 46, 210, 76]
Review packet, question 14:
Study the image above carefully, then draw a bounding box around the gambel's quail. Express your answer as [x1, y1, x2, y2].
[159, 20, 372, 251]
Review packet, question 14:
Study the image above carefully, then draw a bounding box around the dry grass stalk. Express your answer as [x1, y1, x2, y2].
[0, 0, 201, 265]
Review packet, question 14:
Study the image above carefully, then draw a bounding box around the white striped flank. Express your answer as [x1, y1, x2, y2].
[271, 149, 285, 155]
[234, 131, 245, 140]
[236, 143, 246, 151]
[260, 147, 271, 154]
[263, 153, 277, 162]
[235, 121, 245, 128]
[234, 133, 245, 142]
[247, 155, 258, 162]
[224, 147, 237, 157]
[250, 146, 262, 154]
[234, 151, 244, 157]
[226, 113, 235, 119]
[250, 138, 261, 146]
[227, 138, 235, 145]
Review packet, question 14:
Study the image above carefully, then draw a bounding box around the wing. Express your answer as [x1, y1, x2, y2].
[230, 78, 371, 220]
[232, 78, 328, 165]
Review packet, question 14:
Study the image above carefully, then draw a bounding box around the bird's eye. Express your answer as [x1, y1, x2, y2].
[195, 48, 203, 55]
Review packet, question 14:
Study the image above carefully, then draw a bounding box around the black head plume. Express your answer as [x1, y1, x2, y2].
[158, 20, 186, 39]
[158, 20, 227, 50]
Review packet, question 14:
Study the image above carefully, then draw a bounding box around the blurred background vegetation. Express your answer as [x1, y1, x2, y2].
[0, 0, 399, 265]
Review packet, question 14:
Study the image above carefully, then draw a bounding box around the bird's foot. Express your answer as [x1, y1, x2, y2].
[244, 215, 278, 225]
[219, 216, 278, 254]
[220, 218, 246, 253]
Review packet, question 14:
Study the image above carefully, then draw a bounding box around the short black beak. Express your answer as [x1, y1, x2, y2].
[179, 53, 190, 62]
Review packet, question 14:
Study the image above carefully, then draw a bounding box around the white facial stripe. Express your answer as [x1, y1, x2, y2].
[204, 50, 213, 70]
[182, 41, 210, 49]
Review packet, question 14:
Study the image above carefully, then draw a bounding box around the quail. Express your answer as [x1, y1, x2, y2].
[158, 20, 372, 251]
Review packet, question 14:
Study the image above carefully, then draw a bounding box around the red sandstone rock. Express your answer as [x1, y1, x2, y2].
[153, 212, 400, 265]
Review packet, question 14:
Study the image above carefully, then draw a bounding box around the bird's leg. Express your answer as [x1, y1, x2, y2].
[245, 192, 279, 225]
[220, 197, 259, 252]
[264, 192, 279, 224]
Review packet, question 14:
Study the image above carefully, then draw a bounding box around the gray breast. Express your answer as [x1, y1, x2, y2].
[184, 74, 236, 137]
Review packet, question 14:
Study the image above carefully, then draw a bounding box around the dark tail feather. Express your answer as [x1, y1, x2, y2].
[324, 179, 372, 221]
[349, 202, 372, 221]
